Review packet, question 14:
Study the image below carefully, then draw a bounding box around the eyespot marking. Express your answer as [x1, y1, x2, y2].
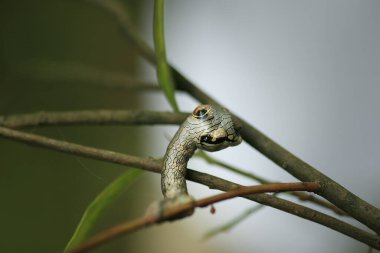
[200, 134, 227, 145]
[192, 105, 211, 119]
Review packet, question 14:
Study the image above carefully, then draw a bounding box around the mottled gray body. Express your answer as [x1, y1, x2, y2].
[161, 104, 242, 199]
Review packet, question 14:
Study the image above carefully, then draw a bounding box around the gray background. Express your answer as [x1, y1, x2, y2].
[140, 1, 380, 252]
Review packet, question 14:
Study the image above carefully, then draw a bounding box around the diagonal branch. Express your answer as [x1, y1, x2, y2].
[0, 126, 379, 249]
[80, 0, 380, 233]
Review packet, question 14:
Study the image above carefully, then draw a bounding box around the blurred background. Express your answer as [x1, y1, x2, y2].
[0, 0, 379, 252]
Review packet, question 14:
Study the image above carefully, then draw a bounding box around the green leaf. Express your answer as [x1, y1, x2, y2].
[203, 205, 265, 240]
[153, 0, 179, 112]
[64, 169, 143, 252]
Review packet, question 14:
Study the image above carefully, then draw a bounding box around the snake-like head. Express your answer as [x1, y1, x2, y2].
[189, 104, 242, 152]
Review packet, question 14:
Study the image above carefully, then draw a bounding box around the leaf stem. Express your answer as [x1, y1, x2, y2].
[153, 0, 179, 111]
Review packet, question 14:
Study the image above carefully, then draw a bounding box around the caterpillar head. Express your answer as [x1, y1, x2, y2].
[189, 104, 242, 152]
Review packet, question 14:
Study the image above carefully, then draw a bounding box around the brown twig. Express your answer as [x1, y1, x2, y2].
[0, 126, 379, 249]
[67, 182, 320, 253]
[195, 182, 320, 208]
[291, 192, 347, 216]
[67, 216, 154, 253]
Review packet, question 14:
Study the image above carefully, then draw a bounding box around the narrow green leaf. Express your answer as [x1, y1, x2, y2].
[203, 205, 265, 240]
[64, 169, 143, 252]
[153, 0, 179, 112]
[196, 151, 270, 184]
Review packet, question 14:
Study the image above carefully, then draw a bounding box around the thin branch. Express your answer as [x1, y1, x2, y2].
[0, 126, 379, 249]
[68, 182, 320, 253]
[0, 110, 187, 128]
[68, 216, 152, 253]
[291, 191, 347, 216]
[195, 182, 320, 207]
[0, 126, 159, 172]
[81, 0, 380, 233]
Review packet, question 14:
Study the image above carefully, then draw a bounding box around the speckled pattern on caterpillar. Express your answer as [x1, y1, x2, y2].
[161, 104, 242, 199]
